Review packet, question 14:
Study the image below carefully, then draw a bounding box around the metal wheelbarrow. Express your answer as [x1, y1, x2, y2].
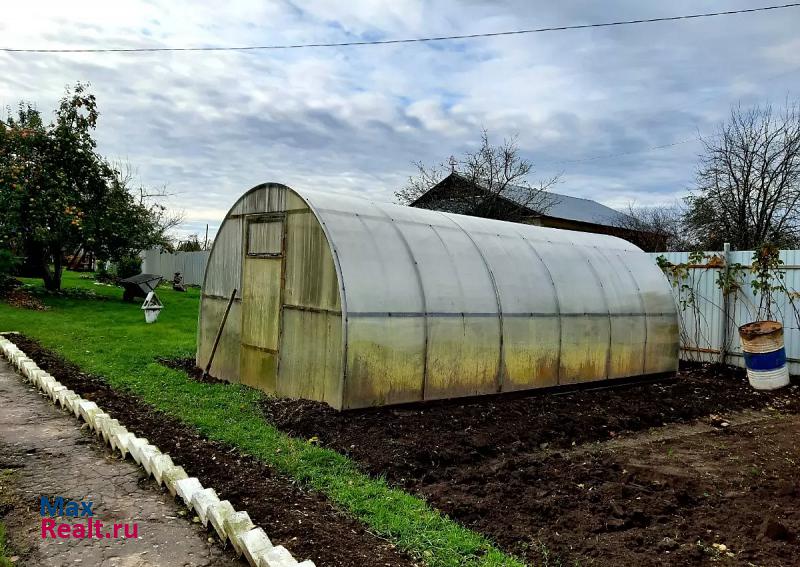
[120, 273, 163, 302]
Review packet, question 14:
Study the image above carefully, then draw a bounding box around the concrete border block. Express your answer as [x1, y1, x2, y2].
[66, 395, 83, 415]
[128, 437, 150, 464]
[29, 368, 45, 385]
[56, 388, 76, 408]
[44, 379, 59, 398]
[239, 528, 273, 566]
[100, 418, 120, 443]
[208, 499, 236, 541]
[191, 487, 219, 526]
[174, 477, 204, 508]
[37, 372, 54, 388]
[225, 511, 255, 556]
[49, 384, 67, 402]
[72, 397, 89, 418]
[111, 431, 134, 458]
[150, 453, 174, 485]
[257, 545, 298, 567]
[139, 444, 162, 476]
[20, 360, 37, 377]
[297, 561, 316, 567]
[92, 411, 110, 433]
[77, 400, 100, 427]
[163, 465, 188, 496]
[39, 373, 55, 390]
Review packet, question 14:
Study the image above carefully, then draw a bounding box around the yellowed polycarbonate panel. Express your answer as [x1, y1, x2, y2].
[621, 251, 680, 374]
[425, 316, 501, 399]
[344, 316, 425, 408]
[284, 210, 340, 311]
[302, 199, 424, 313]
[240, 254, 282, 397]
[247, 220, 283, 256]
[230, 184, 288, 216]
[557, 317, 611, 384]
[240, 345, 278, 391]
[585, 247, 647, 378]
[278, 308, 343, 406]
[445, 215, 561, 390]
[644, 315, 680, 373]
[531, 239, 611, 383]
[501, 317, 560, 390]
[202, 216, 243, 299]
[383, 209, 499, 398]
[241, 257, 282, 350]
[284, 190, 307, 210]
[197, 296, 242, 381]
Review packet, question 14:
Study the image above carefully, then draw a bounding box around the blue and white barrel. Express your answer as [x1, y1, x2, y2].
[738, 321, 790, 390]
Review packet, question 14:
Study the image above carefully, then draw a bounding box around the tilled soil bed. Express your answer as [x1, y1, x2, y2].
[8, 335, 416, 567]
[261, 364, 800, 566]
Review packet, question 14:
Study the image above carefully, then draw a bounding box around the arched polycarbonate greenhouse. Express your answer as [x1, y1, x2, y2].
[197, 183, 678, 410]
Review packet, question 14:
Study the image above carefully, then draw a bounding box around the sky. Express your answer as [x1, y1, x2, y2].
[2, 1, 799, 240]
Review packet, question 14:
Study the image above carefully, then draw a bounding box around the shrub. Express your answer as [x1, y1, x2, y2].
[0, 250, 20, 294]
[115, 255, 142, 280]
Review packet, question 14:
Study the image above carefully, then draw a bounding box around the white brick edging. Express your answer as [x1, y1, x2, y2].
[0, 335, 316, 567]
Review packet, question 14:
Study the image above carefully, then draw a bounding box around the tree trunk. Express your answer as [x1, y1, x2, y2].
[40, 246, 63, 291]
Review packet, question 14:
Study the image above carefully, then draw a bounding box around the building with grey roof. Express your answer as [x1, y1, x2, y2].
[410, 173, 663, 251]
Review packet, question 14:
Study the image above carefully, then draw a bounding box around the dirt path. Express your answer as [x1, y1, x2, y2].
[0, 359, 241, 567]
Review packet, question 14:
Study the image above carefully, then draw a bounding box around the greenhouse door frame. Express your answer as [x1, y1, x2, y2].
[239, 212, 286, 391]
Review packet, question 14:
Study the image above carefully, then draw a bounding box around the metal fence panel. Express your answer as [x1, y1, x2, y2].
[141, 249, 210, 287]
[648, 249, 800, 375]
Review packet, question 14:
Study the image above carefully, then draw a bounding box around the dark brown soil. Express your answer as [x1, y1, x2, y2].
[9, 335, 416, 567]
[260, 364, 800, 566]
[260, 364, 800, 486]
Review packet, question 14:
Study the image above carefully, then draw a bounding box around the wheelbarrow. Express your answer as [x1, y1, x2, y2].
[120, 273, 163, 302]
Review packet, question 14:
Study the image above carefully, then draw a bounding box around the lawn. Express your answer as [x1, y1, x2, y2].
[0, 271, 523, 567]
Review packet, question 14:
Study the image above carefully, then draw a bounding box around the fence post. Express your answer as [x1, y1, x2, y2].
[720, 242, 731, 365]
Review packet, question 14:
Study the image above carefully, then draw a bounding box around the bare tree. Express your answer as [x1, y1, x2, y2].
[685, 101, 800, 250]
[116, 160, 185, 247]
[395, 129, 560, 222]
[614, 203, 691, 252]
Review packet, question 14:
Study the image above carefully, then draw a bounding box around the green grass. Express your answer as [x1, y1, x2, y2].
[0, 271, 525, 567]
[0, 522, 12, 567]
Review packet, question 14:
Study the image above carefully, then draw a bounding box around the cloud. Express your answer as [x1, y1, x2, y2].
[2, 0, 799, 240]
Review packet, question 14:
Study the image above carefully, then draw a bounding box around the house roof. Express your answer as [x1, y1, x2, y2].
[430, 173, 633, 228]
[507, 185, 631, 226]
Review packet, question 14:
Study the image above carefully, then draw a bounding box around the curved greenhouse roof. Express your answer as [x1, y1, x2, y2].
[197, 183, 678, 409]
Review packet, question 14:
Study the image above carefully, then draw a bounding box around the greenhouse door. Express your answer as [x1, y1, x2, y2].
[239, 214, 285, 391]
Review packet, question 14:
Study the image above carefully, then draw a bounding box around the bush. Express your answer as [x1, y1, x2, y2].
[95, 262, 116, 283]
[115, 255, 142, 280]
[0, 250, 20, 294]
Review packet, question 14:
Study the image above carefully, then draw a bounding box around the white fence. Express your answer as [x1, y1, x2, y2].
[141, 249, 209, 287]
[648, 248, 800, 375]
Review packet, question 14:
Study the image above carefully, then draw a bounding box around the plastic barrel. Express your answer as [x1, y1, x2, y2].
[738, 321, 790, 390]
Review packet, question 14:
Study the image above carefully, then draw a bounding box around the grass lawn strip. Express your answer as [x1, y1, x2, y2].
[0, 522, 13, 567]
[0, 272, 525, 567]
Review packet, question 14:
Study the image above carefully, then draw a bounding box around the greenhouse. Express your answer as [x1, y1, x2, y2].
[197, 183, 678, 410]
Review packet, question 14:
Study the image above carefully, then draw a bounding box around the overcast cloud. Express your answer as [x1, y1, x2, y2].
[2, 1, 799, 238]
